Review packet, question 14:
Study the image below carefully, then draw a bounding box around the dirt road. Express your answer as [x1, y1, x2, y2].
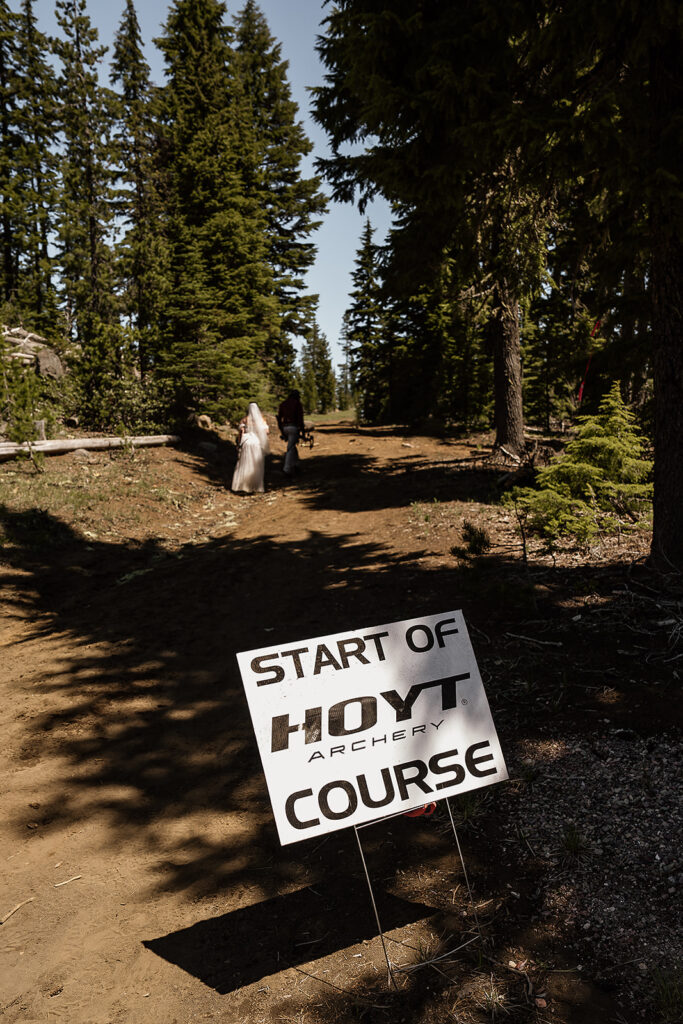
[1, 423, 678, 1023]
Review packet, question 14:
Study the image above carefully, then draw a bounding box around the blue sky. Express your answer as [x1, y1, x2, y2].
[32, 0, 392, 365]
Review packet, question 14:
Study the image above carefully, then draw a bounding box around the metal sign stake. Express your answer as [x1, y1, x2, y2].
[354, 823, 400, 989]
[354, 797, 484, 988]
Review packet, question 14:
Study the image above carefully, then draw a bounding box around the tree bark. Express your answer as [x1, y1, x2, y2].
[491, 281, 525, 455]
[649, 28, 683, 572]
[0, 435, 180, 462]
[650, 232, 683, 572]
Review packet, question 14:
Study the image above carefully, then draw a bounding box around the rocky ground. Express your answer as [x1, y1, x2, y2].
[0, 421, 681, 1024]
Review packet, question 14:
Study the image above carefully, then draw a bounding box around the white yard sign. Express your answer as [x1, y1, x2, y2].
[237, 610, 508, 846]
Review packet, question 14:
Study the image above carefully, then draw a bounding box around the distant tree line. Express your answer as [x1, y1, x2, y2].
[0, 0, 326, 427]
[315, 0, 683, 570]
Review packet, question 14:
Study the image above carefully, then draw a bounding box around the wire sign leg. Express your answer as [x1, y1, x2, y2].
[354, 824, 399, 988]
[354, 799, 484, 989]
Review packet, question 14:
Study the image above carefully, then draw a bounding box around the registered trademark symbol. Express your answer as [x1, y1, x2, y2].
[461, 698, 469, 705]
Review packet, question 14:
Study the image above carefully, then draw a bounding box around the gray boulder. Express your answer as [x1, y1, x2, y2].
[36, 347, 64, 378]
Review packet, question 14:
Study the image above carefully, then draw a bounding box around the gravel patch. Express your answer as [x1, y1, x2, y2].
[501, 728, 683, 1017]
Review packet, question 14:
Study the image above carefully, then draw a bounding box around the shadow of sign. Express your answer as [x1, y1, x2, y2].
[143, 878, 435, 993]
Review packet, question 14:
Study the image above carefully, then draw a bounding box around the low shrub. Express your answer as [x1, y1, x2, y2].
[505, 382, 652, 552]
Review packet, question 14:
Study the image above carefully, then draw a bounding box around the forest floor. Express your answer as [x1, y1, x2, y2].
[0, 420, 681, 1024]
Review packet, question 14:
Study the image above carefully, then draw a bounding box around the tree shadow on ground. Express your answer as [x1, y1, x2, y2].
[181, 421, 506, 508]
[176, 444, 503, 512]
[315, 424, 408, 438]
[1, 498, 678, 1023]
[1, 501, 676, 861]
[285, 452, 503, 512]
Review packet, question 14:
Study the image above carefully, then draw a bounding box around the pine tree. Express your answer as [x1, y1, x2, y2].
[0, 335, 44, 465]
[507, 383, 653, 551]
[298, 339, 317, 414]
[313, 2, 553, 452]
[155, 0, 275, 421]
[509, 1, 681, 567]
[13, 0, 59, 330]
[5, 358, 40, 444]
[335, 317, 356, 411]
[336, 359, 353, 411]
[377, 241, 496, 430]
[0, 0, 19, 305]
[110, 0, 168, 378]
[344, 220, 387, 422]
[299, 322, 335, 413]
[54, 0, 120, 398]
[232, 1, 326, 379]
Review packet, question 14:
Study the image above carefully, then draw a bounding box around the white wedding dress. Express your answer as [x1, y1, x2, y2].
[231, 403, 270, 493]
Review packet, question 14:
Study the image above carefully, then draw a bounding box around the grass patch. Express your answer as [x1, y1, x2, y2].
[558, 824, 589, 864]
[653, 967, 683, 1024]
[462, 519, 492, 555]
[0, 450, 194, 547]
[306, 408, 356, 424]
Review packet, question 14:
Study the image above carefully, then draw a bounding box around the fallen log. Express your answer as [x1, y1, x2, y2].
[0, 434, 180, 462]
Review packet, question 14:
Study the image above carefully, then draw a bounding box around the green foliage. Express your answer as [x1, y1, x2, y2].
[155, 0, 273, 420]
[313, 3, 547, 449]
[0, 338, 48, 470]
[298, 323, 335, 414]
[335, 357, 353, 411]
[0, 0, 21, 305]
[78, 366, 172, 434]
[383, 251, 495, 429]
[506, 383, 652, 550]
[0, 0, 327, 439]
[1, 0, 59, 327]
[54, 0, 119, 352]
[149, 0, 325, 422]
[461, 520, 492, 556]
[298, 347, 316, 414]
[3, 360, 38, 443]
[41, 321, 171, 433]
[558, 824, 589, 864]
[451, 519, 493, 561]
[652, 966, 683, 1024]
[343, 220, 389, 422]
[233, 0, 326, 349]
[338, 216, 498, 429]
[110, 0, 168, 378]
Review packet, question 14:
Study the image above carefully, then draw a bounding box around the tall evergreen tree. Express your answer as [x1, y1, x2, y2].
[54, 0, 119, 366]
[0, 0, 19, 305]
[298, 336, 317, 413]
[232, 1, 326, 381]
[336, 359, 353, 411]
[110, 0, 167, 377]
[13, 0, 59, 330]
[511, 1, 680, 568]
[381, 249, 494, 430]
[299, 322, 335, 413]
[155, 0, 275, 420]
[336, 318, 355, 410]
[344, 220, 388, 422]
[313, 1, 551, 453]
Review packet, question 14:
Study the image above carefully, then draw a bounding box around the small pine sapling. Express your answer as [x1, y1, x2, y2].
[1, 347, 45, 472]
[505, 383, 652, 552]
[462, 519, 492, 555]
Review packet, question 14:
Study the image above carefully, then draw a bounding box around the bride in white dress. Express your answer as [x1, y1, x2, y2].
[231, 402, 270, 493]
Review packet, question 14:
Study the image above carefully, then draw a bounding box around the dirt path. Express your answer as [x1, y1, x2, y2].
[0, 423, 678, 1023]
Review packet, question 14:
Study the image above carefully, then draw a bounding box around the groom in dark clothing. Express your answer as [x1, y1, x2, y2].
[277, 390, 305, 475]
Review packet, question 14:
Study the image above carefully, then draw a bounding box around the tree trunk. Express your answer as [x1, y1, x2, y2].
[0, 435, 180, 462]
[650, 232, 683, 571]
[491, 281, 525, 455]
[649, 28, 683, 572]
